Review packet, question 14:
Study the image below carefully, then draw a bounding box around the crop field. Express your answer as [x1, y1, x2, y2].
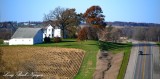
[0, 47, 85, 79]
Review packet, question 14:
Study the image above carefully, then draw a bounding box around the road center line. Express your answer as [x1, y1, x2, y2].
[135, 46, 141, 79]
[142, 44, 146, 79]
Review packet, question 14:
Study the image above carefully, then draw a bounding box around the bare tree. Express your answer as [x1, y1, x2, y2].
[132, 27, 146, 41]
[98, 26, 122, 42]
[44, 7, 80, 38]
[130, 26, 160, 41]
[121, 27, 133, 38]
[146, 27, 160, 41]
[110, 28, 121, 42]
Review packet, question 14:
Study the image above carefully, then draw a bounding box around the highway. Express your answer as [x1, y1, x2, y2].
[134, 43, 152, 79]
[125, 42, 160, 79]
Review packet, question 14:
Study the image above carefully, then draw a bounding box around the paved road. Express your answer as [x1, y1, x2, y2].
[134, 43, 152, 79]
[152, 42, 160, 79]
[125, 42, 160, 79]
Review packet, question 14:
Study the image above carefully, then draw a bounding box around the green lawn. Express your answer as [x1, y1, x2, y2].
[117, 46, 132, 79]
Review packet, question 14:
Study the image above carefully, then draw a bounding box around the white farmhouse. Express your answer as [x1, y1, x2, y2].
[9, 28, 43, 45]
[43, 24, 61, 38]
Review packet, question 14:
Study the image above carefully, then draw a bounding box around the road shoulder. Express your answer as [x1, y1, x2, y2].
[124, 42, 139, 79]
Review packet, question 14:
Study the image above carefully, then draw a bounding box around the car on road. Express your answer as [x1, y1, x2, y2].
[139, 51, 143, 55]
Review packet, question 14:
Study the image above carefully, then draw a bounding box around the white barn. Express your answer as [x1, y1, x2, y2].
[9, 28, 43, 45]
[43, 24, 61, 38]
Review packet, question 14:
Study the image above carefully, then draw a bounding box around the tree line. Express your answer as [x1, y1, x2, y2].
[44, 6, 106, 40]
[123, 27, 160, 41]
[1, 5, 159, 42]
[44, 6, 160, 42]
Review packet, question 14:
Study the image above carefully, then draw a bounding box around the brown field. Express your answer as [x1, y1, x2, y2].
[0, 47, 85, 79]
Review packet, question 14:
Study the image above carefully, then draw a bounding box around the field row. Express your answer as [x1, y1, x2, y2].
[0, 47, 85, 79]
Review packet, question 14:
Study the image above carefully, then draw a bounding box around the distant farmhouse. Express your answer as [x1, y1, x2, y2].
[8, 24, 61, 45]
[43, 24, 61, 38]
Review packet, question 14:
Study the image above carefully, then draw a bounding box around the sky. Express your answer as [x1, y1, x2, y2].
[0, 0, 160, 24]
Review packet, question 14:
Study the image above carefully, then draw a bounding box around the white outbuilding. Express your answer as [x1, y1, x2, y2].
[9, 28, 43, 45]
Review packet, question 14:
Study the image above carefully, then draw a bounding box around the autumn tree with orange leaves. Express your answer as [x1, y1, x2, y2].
[83, 6, 106, 29]
[78, 6, 106, 41]
[77, 27, 88, 41]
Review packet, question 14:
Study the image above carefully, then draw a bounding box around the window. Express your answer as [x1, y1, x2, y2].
[48, 29, 50, 31]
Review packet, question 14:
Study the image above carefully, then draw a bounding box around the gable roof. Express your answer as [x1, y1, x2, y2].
[11, 28, 42, 38]
[43, 24, 60, 29]
[42, 24, 52, 29]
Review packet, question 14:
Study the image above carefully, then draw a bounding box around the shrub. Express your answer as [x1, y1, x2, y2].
[53, 37, 62, 43]
[98, 41, 108, 50]
[44, 37, 51, 43]
[77, 26, 98, 41]
[77, 27, 88, 41]
[0, 39, 3, 44]
[66, 26, 77, 38]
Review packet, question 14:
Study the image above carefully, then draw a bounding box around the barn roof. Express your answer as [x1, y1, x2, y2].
[11, 28, 42, 38]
